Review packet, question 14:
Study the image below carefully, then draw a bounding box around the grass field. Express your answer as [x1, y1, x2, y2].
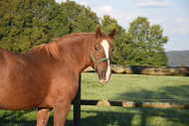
[0, 73, 189, 126]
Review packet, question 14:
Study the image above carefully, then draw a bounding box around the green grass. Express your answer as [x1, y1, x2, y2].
[0, 73, 189, 126]
[82, 73, 189, 103]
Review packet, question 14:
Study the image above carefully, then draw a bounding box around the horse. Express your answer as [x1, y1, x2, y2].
[0, 27, 116, 126]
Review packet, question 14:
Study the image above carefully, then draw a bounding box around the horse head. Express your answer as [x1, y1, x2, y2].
[90, 27, 116, 84]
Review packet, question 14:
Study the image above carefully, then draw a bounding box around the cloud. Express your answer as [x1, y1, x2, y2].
[94, 5, 113, 16]
[76, 0, 90, 6]
[171, 17, 189, 35]
[157, 17, 189, 37]
[79, 1, 88, 6]
[176, 17, 189, 24]
[93, 5, 137, 28]
[55, 0, 66, 3]
[136, 0, 170, 8]
[93, 4, 168, 29]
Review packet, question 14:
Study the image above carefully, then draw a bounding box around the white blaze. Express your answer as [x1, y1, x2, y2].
[100, 40, 111, 81]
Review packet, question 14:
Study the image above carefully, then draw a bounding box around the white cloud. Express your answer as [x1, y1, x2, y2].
[164, 17, 189, 36]
[56, 0, 89, 6]
[76, 0, 90, 6]
[171, 25, 189, 35]
[100, 6, 113, 14]
[136, 0, 170, 8]
[79, 1, 88, 6]
[92, 5, 139, 28]
[176, 17, 189, 24]
[94, 5, 113, 16]
[55, 0, 66, 3]
[93, 5, 169, 30]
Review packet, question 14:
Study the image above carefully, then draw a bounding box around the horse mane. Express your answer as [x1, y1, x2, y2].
[28, 42, 60, 59]
[27, 32, 100, 59]
[61, 32, 106, 39]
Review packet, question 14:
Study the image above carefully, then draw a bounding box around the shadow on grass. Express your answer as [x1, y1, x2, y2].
[80, 84, 189, 126]
[0, 110, 71, 126]
[117, 85, 189, 103]
[0, 110, 35, 126]
[79, 108, 189, 126]
[1, 108, 189, 126]
[0, 85, 189, 126]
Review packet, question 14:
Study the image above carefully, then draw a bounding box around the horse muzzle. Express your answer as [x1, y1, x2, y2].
[98, 70, 111, 84]
[99, 79, 109, 84]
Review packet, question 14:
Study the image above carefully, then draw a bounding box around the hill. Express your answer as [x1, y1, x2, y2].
[166, 50, 189, 66]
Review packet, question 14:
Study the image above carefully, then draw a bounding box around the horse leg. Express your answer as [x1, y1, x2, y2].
[54, 100, 71, 126]
[36, 108, 50, 126]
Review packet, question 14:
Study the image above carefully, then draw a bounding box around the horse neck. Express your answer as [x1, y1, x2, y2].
[59, 38, 93, 73]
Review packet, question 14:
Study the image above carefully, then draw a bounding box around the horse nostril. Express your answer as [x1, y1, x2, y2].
[103, 71, 106, 79]
[100, 70, 106, 79]
[98, 70, 106, 80]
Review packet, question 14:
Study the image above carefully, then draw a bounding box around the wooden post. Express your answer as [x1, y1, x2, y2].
[73, 74, 81, 126]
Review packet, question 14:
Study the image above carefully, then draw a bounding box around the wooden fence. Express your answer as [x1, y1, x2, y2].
[72, 75, 189, 126]
[84, 66, 189, 76]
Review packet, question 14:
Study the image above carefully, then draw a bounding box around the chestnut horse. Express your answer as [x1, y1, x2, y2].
[0, 28, 116, 126]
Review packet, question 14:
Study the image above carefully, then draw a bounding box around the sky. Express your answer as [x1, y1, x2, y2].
[56, 0, 189, 51]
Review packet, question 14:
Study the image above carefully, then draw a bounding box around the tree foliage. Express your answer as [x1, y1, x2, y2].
[127, 17, 168, 66]
[0, 0, 58, 52]
[0, 0, 99, 52]
[49, 1, 99, 37]
[0, 1, 168, 66]
[103, 17, 168, 66]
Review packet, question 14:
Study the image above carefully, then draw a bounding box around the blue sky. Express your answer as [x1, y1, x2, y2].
[56, 0, 189, 51]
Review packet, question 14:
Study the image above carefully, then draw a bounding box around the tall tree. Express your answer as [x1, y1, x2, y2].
[128, 17, 168, 66]
[112, 17, 168, 66]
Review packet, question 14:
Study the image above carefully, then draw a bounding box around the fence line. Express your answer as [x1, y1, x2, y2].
[73, 75, 189, 126]
[84, 66, 189, 76]
[80, 99, 189, 109]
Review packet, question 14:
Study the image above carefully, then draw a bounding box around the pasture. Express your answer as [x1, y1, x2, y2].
[0, 73, 189, 126]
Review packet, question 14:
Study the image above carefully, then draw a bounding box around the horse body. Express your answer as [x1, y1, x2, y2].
[0, 48, 51, 109]
[0, 36, 90, 110]
[0, 28, 116, 126]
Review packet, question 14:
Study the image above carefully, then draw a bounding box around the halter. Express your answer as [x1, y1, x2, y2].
[90, 54, 109, 66]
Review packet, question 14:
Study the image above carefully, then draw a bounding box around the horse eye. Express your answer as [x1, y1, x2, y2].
[111, 48, 115, 52]
[95, 45, 101, 51]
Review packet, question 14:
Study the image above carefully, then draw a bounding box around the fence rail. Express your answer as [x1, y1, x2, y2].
[73, 75, 189, 126]
[80, 99, 189, 109]
[84, 66, 189, 76]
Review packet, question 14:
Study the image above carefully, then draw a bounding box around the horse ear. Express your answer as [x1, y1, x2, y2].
[96, 27, 102, 38]
[109, 29, 116, 39]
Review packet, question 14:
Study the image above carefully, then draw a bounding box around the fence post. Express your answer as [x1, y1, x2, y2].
[73, 74, 81, 126]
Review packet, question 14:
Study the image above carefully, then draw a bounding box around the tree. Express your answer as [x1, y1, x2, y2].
[49, 1, 99, 38]
[0, 0, 99, 52]
[0, 0, 58, 52]
[113, 17, 168, 66]
[0, 1, 168, 66]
